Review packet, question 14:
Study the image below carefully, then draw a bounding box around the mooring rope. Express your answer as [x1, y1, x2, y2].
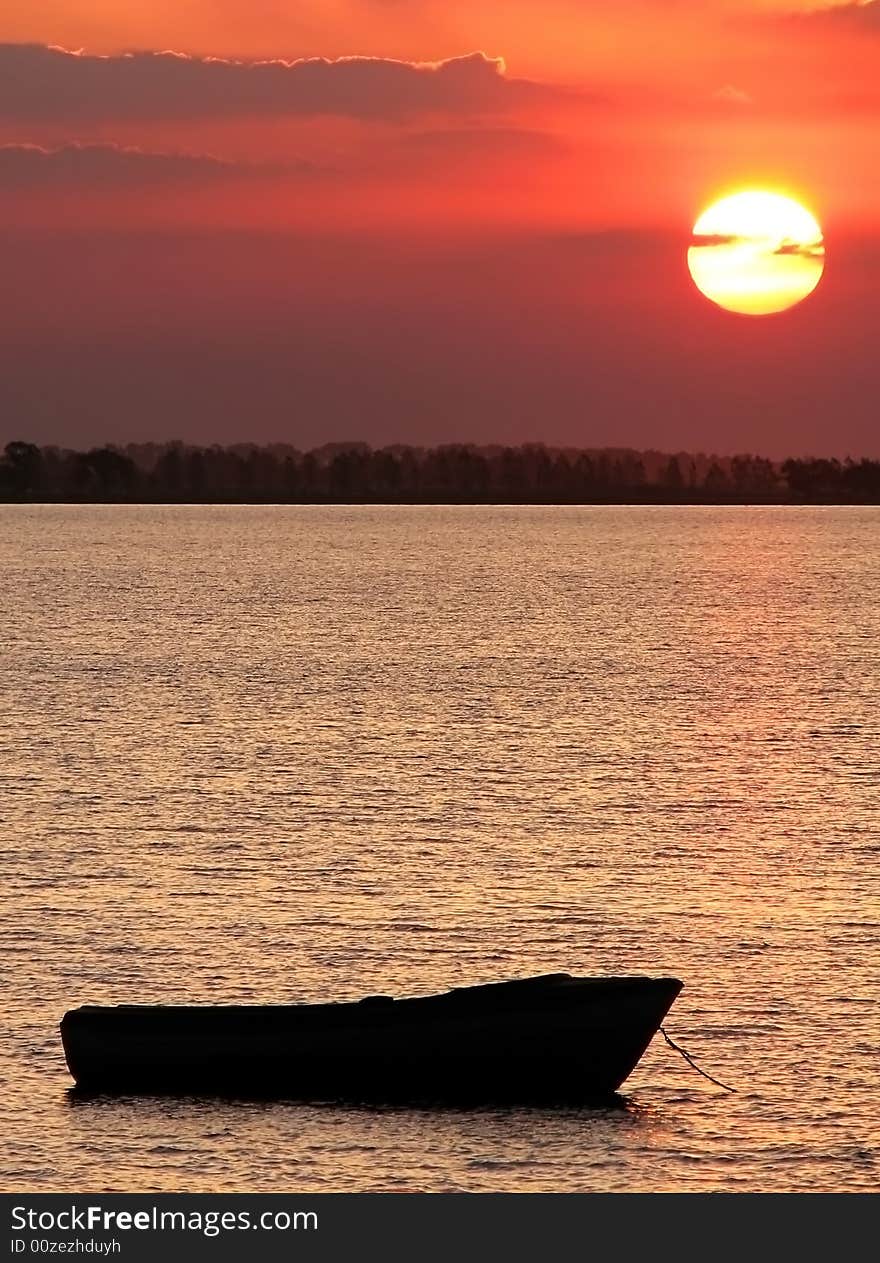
[659, 1026, 737, 1093]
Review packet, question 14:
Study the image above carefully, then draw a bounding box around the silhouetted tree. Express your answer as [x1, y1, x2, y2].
[2, 441, 43, 497]
[842, 459, 880, 501]
[782, 458, 843, 501]
[704, 462, 730, 496]
[663, 456, 684, 492]
[74, 447, 138, 500]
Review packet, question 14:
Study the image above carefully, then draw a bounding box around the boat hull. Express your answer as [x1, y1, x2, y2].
[60, 974, 682, 1102]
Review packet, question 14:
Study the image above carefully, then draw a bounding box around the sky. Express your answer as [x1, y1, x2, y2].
[2, 1, 880, 456]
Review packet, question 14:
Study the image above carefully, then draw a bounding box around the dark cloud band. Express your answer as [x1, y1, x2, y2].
[0, 43, 551, 123]
[0, 142, 266, 187]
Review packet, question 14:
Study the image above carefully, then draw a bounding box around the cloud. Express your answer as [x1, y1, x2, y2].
[711, 84, 752, 107]
[0, 43, 556, 124]
[690, 233, 739, 247]
[0, 142, 284, 188]
[773, 241, 825, 257]
[689, 234, 824, 255]
[782, 2, 880, 34]
[0, 131, 566, 198]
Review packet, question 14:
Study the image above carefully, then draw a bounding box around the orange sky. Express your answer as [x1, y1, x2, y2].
[1, 2, 879, 453]
[3, 1, 880, 229]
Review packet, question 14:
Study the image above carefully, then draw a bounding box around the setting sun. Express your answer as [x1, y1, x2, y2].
[688, 191, 825, 317]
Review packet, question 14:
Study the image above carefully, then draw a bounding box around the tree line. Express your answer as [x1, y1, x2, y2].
[2, 439, 880, 504]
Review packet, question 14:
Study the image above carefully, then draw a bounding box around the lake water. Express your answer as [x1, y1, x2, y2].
[1, 504, 877, 1192]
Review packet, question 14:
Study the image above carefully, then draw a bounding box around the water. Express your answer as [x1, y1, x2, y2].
[1, 504, 877, 1192]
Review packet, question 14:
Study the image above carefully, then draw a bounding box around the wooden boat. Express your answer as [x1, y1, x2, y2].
[60, 973, 683, 1102]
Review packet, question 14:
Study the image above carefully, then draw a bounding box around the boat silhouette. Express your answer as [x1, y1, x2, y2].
[60, 973, 683, 1102]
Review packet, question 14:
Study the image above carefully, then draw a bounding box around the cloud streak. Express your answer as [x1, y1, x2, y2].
[0, 43, 556, 124]
[0, 142, 287, 187]
[773, 240, 825, 257]
[689, 233, 738, 247]
[781, 1, 880, 34]
[711, 84, 752, 107]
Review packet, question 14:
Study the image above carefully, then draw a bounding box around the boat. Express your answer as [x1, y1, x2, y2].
[60, 973, 683, 1102]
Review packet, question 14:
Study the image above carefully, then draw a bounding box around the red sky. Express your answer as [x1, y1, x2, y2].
[2, 2, 879, 455]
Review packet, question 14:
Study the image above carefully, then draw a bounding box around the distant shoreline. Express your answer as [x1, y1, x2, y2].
[4, 497, 880, 506]
[3, 440, 880, 505]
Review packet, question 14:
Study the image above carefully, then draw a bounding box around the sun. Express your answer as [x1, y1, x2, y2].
[688, 190, 825, 316]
